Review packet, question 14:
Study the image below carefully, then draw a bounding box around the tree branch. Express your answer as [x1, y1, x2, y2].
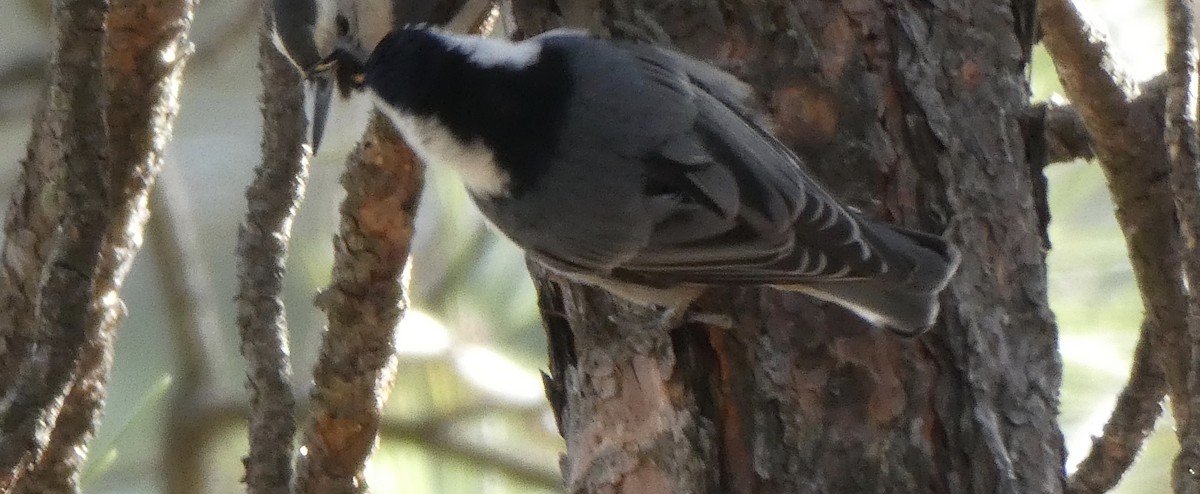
[11, 1, 198, 491]
[0, 0, 111, 488]
[1037, 0, 1137, 136]
[0, 92, 60, 398]
[1043, 101, 1095, 164]
[290, 1, 490, 488]
[1034, 80, 1180, 494]
[294, 114, 422, 494]
[0, 1, 259, 127]
[1040, 0, 1191, 446]
[1163, 0, 1200, 490]
[235, 17, 312, 494]
[1066, 321, 1167, 494]
[185, 401, 562, 491]
[379, 417, 561, 489]
[152, 169, 225, 494]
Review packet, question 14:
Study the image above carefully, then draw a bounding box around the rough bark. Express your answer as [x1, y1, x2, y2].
[516, 1, 1063, 493]
[12, 1, 197, 491]
[235, 21, 311, 494]
[293, 115, 423, 494]
[1034, 47, 1177, 494]
[0, 95, 61, 397]
[1164, 0, 1200, 490]
[1039, 0, 1192, 442]
[0, 0, 112, 487]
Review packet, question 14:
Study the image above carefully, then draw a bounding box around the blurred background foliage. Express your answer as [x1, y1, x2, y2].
[0, 0, 1174, 492]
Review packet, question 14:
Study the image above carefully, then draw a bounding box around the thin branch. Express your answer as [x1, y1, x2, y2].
[380, 418, 561, 489]
[1041, 0, 1192, 444]
[1043, 100, 1095, 163]
[0, 0, 111, 488]
[1164, 0, 1200, 490]
[294, 114, 423, 494]
[1066, 321, 1167, 494]
[152, 169, 225, 494]
[12, 1, 198, 490]
[0, 92, 60, 397]
[1037, 0, 1137, 137]
[272, 2, 486, 490]
[235, 17, 311, 494]
[190, 401, 562, 491]
[14, 310, 126, 494]
[1030, 87, 1172, 494]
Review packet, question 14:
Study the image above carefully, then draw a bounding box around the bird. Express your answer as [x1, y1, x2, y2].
[284, 24, 961, 334]
[270, 0, 485, 150]
[270, 0, 394, 151]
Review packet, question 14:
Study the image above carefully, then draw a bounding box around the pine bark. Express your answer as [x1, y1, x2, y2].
[514, 1, 1064, 493]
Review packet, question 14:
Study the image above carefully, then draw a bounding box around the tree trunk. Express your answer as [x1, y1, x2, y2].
[513, 1, 1064, 492]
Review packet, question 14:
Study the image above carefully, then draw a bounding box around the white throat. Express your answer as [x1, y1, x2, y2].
[369, 93, 511, 197]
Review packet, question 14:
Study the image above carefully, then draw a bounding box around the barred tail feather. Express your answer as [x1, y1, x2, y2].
[792, 280, 943, 335]
[787, 222, 960, 335]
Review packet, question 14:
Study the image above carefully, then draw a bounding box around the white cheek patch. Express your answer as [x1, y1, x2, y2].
[435, 32, 541, 69]
[369, 93, 511, 197]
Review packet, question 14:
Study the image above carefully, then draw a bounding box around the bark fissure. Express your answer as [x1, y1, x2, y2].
[294, 115, 422, 494]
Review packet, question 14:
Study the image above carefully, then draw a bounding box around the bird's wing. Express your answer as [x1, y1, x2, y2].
[609, 46, 895, 285]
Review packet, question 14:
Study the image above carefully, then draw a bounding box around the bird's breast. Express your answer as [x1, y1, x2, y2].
[371, 95, 512, 197]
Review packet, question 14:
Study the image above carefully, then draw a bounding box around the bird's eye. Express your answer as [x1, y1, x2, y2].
[335, 15, 350, 36]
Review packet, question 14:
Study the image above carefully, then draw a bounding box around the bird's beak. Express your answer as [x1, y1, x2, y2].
[305, 45, 369, 154]
[308, 68, 335, 153]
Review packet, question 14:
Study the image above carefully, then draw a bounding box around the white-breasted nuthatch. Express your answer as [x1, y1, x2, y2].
[297, 26, 961, 334]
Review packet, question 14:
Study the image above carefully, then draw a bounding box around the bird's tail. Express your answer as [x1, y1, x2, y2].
[793, 222, 960, 335]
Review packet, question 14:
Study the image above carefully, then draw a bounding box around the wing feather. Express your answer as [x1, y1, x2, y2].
[608, 46, 895, 285]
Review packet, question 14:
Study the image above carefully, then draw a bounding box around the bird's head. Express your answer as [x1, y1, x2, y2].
[272, 0, 558, 153]
[270, 0, 390, 151]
